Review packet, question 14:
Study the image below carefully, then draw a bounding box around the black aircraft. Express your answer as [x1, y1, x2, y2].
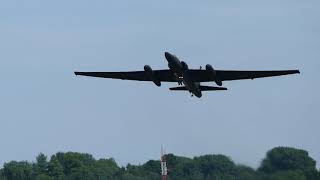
[74, 52, 300, 98]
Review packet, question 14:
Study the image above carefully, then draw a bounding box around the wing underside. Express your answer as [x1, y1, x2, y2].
[75, 69, 299, 82]
[75, 70, 176, 82]
[188, 69, 300, 82]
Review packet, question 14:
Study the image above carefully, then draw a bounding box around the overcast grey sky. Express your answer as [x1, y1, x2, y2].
[0, 0, 319, 168]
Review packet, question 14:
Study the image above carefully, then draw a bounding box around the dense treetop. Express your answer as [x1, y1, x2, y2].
[0, 147, 319, 180]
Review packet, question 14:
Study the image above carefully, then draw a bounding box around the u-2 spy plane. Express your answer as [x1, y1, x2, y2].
[74, 52, 300, 98]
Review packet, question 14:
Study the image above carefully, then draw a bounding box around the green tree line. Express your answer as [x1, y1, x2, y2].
[0, 147, 319, 180]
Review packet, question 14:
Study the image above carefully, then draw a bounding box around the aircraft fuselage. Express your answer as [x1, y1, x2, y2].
[165, 52, 202, 97]
[165, 52, 183, 76]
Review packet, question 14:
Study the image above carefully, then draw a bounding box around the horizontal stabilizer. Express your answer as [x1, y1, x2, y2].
[169, 86, 227, 91]
[199, 85, 227, 91]
[169, 86, 188, 91]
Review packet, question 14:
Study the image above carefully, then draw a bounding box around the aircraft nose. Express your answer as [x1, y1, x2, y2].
[164, 52, 172, 61]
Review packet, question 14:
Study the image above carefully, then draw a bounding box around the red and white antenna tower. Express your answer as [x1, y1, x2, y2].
[160, 146, 168, 180]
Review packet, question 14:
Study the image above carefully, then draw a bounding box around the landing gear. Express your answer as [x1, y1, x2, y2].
[177, 76, 183, 85]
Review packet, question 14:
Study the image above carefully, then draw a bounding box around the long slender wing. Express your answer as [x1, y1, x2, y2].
[75, 69, 300, 82]
[188, 69, 300, 82]
[74, 70, 177, 82]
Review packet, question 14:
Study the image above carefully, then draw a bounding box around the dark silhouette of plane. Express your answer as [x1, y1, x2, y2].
[74, 52, 300, 98]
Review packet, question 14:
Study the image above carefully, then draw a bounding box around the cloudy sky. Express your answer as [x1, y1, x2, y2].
[0, 0, 319, 168]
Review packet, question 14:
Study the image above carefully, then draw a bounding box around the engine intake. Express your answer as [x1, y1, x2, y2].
[206, 64, 222, 86]
[144, 65, 161, 87]
[181, 61, 189, 71]
[206, 64, 216, 76]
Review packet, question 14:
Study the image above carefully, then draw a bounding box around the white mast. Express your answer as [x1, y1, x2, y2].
[161, 146, 168, 180]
